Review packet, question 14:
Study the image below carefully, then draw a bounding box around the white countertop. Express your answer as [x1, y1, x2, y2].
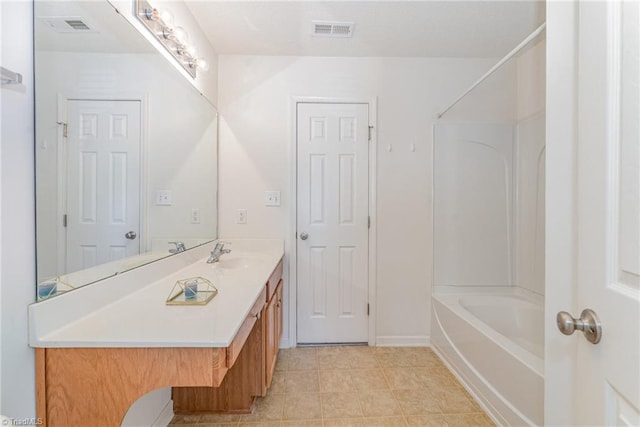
[29, 239, 284, 348]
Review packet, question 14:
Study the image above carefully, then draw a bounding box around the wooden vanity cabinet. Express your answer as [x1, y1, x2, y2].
[172, 287, 266, 414]
[34, 256, 285, 425]
[261, 259, 283, 394]
[173, 258, 284, 413]
[264, 278, 283, 391]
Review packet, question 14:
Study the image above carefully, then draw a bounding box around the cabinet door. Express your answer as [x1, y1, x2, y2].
[275, 281, 284, 346]
[264, 294, 277, 389]
[265, 280, 284, 390]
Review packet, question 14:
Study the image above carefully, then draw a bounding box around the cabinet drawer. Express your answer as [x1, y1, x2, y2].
[266, 259, 283, 301]
[227, 287, 266, 368]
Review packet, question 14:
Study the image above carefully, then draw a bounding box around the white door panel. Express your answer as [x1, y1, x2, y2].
[66, 100, 141, 274]
[547, 1, 640, 424]
[297, 103, 369, 343]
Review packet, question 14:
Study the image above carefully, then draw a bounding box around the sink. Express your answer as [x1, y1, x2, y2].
[209, 253, 267, 270]
[214, 258, 251, 269]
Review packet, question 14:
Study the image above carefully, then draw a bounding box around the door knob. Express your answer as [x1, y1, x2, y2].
[125, 231, 137, 240]
[299, 232, 309, 240]
[556, 308, 602, 344]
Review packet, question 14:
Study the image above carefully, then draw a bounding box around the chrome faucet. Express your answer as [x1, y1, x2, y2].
[207, 242, 231, 263]
[169, 241, 186, 253]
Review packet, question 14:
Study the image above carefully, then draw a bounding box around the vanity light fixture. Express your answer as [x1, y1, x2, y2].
[134, 0, 207, 79]
[1, 66, 23, 85]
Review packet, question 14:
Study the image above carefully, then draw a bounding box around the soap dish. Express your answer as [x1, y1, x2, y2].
[37, 277, 74, 301]
[166, 277, 218, 305]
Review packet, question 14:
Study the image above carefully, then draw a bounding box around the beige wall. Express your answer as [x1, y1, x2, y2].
[217, 55, 516, 345]
[0, 0, 36, 419]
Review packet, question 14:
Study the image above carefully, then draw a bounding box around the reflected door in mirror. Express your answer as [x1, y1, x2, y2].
[65, 100, 141, 274]
[35, 0, 219, 295]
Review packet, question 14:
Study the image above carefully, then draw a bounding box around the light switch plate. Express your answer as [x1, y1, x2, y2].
[237, 209, 247, 224]
[156, 190, 172, 206]
[191, 209, 200, 224]
[264, 191, 281, 207]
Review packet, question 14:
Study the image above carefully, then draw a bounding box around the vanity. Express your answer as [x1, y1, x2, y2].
[29, 1, 283, 424]
[29, 239, 284, 426]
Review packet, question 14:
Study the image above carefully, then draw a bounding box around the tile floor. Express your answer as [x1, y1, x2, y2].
[169, 346, 494, 427]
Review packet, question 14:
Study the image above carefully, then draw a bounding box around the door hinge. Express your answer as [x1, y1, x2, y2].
[367, 303, 370, 316]
[368, 125, 373, 141]
[62, 214, 67, 228]
[368, 216, 370, 229]
[57, 121, 68, 138]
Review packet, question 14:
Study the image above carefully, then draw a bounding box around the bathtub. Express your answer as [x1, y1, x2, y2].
[431, 288, 544, 426]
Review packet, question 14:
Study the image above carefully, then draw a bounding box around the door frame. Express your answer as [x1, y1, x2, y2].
[55, 93, 148, 275]
[288, 96, 378, 347]
[545, 2, 579, 424]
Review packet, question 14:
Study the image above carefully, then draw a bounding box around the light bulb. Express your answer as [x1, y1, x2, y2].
[159, 9, 174, 27]
[173, 26, 189, 45]
[162, 26, 172, 40]
[186, 45, 198, 58]
[196, 58, 209, 72]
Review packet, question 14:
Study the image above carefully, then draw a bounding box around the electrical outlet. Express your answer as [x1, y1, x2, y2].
[237, 209, 247, 224]
[191, 209, 200, 224]
[156, 190, 172, 206]
[264, 191, 281, 207]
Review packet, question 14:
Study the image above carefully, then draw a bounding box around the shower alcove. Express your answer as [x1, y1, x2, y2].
[431, 26, 546, 427]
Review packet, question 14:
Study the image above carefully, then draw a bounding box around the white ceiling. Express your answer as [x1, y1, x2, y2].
[35, 1, 154, 53]
[185, 1, 546, 58]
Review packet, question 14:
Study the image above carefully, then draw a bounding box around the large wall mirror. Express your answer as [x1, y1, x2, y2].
[34, 0, 218, 299]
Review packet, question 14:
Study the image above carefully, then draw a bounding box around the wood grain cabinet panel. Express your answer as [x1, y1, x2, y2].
[173, 258, 283, 412]
[172, 313, 263, 414]
[227, 287, 266, 369]
[275, 281, 284, 351]
[36, 257, 284, 424]
[266, 259, 283, 301]
[264, 279, 283, 390]
[264, 290, 277, 389]
[37, 347, 227, 426]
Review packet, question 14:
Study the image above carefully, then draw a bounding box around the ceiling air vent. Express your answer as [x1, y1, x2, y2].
[312, 21, 355, 38]
[64, 20, 91, 31]
[37, 16, 98, 33]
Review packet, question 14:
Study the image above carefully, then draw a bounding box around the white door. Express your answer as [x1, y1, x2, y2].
[65, 100, 142, 274]
[546, 1, 640, 424]
[296, 102, 369, 343]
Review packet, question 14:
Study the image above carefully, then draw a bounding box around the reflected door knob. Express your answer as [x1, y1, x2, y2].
[125, 231, 137, 240]
[556, 308, 602, 344]
[299, 232, 309, 240]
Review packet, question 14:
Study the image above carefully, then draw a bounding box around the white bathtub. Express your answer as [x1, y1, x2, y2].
[431, 288, 544, 426]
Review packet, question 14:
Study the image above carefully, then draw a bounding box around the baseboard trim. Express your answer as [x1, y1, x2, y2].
[151, 399, 174, 427]
[279, 338, 292, 348]
[283, 337, 431, 348]
[375, 335, 430, 347]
